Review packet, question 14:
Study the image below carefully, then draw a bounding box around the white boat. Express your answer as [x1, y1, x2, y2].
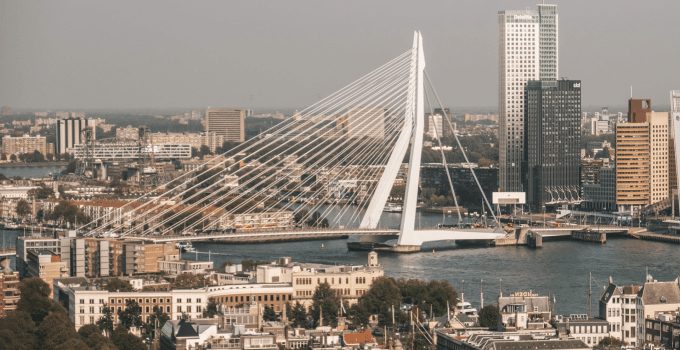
[456, 301, 478, 316]
[383, 203, 403, 213]
[176, 241, 195, 252]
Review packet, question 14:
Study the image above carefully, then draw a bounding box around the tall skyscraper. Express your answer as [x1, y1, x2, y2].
[669, 91, 680, 201]
[56, 117, 96, 154]
[498, 3, 558, 192]
[205, 108, 246, 143]
[615, 102, 669, 214]
[628, 98, 652, 123]
[523, 80, 581, 209]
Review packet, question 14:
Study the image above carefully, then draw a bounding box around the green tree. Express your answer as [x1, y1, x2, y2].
[478, 305, 500, 329]
[17, 278, 53, 323]
[37, 311, 89, 350]
[290, 301, 308, 328]
[104, 277, 133, 292]
[357, 277, 402, 326]
[203, 300, 221, 318]
[0, 310, 38, 350]
[118, 300, 142, 330]
[311, 282, 340, 327]
[143, 306, 169, 340]
[78, 324, 116, 350]
[263, 305, 277, 322]
[594, 337, 624, 350]
[48, 200, 88, 225]
[16, 199, 31, 218]
[172, 273, 207, 289]
[111, 325, 146, 350]
[28, 186, 54, 200]
[199, 145, 211, 158]
[97, 305, 115, 337]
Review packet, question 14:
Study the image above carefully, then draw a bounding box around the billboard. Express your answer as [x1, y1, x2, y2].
[492, 192, 526, 205]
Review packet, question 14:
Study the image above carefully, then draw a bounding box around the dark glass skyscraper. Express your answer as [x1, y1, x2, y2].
[523, 79, 581, 209]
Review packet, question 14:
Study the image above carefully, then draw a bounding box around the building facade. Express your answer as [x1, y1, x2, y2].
[56, 117, 97, 154]
[498, 3, 558, 192]
[615, 109, 669, 213]
[205, 108, 246, 143]
[1, 135, 49, 157]
[523, 79, 581, 209]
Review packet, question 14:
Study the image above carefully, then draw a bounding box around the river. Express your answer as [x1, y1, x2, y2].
[3, 209, 679, 316]
[0, 165, 65, 178]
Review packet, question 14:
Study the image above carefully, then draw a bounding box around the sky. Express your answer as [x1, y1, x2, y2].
[1, 0, 679, 112]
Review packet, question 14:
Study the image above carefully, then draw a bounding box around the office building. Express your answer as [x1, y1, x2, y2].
[498, 3, 558, 192]
[205, 108, 246, 143]
[615, 105, 669, 213]
[56, 117, 97, 154]
[523, 80, 581, 209]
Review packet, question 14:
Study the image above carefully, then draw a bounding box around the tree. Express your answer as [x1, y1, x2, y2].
[104, 277, 133, 292]
[290, 301, 309, 328]
[263, 305, 277, 322]
[118, 300, 142, 330]
[78, 324, 116, 350]
[37, 311, 89, 350]
[97, 305, 115, 337]
[17, 278, 53, 324]
[143, 306, 169, 340]
[48, 201, 88, 226]
[311, 282, 340, 327]
[199, 145, 211, 158]
[172, 273, 207, 289]
[111, 325, 146, 350]
[594, 337, 624, 350]
[203, 300, 221, 318]
[16, 199, 31, 218]
[28, 186, 54, 200]
[0, 310, 38, 350]
[478, 305, 500, 329]
[357, 277, 402, 326]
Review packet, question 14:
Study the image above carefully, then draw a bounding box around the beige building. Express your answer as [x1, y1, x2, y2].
[291, 252, 383, 306]
[150, 132, 225, 153]
[115, 126, 140, 140]
[615, 111, 669, 213]
[636, 276, 680, 346]
[124, 241, 178, 275]
[205, 108, 246, 143]
[342, 107, 385, 140]
[1, 135, 49, 156]
[26, 250, 69, 293]
[0, 271, 20, 317]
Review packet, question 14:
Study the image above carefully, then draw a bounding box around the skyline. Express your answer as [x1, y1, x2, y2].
[1, 0, 679, 111]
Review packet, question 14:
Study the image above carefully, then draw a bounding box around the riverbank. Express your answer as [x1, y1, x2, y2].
[0, 161, 69, 168]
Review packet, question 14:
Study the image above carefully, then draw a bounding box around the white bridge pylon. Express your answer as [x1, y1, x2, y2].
[359, 31, 504, 247]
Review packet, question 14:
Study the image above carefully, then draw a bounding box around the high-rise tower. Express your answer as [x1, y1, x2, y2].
[498, 3, 558, 192]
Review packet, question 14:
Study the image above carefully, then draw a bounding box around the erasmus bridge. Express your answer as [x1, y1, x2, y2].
[77, 32, 506, 252]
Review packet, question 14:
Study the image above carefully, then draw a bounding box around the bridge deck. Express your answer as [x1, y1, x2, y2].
[123, 228, 400, 244]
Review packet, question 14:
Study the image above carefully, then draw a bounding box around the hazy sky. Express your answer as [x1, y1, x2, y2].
[1, 0, 679, 111]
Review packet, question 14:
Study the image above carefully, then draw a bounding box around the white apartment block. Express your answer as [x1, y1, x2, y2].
[599, 282, 641, 346]
[498, 3, 558, 192]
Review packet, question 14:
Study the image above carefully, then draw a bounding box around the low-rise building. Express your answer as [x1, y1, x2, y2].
[436, 329, 589, 350]
[158, 258, 214, 275]
[599, 279, 640, 345]
[636, 275, 680, 346]
[498, 291, 552, 330]
[644, 312, 680, 349]
[0, 270, 20, 317]
[555, 315, 610, 348]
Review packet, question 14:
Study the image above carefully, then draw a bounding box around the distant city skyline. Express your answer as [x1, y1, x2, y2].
[1, 0, 679, 110]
